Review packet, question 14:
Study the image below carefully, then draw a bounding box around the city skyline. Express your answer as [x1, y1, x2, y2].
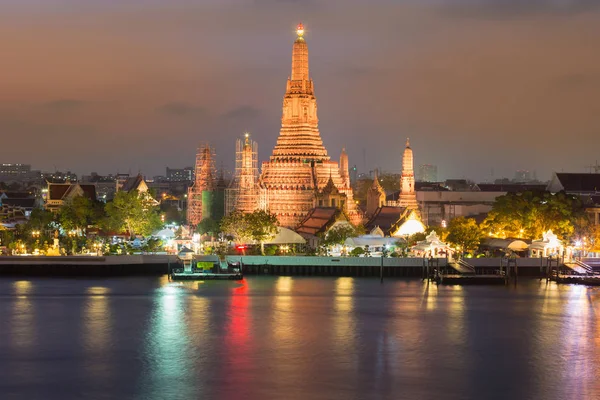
[1, 1, 599, 181]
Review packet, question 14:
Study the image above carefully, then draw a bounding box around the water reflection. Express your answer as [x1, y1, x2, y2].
[332, 278, 357, 372]
[273, 277, 294, 343]
[560, 285, 595, 398]
[84, 286, 112, 381]
[11, 280, 34, 349]
[446, 286, 466, 345]
[269, 277, 298, 385]
[221, 281, 252, 398]
[2, 277, 600, 399]
[138, 281, 196, 399]
[422, 281, 438, 311]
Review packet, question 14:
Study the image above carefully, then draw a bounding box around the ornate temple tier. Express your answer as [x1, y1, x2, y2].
[260, 24, 361, 228]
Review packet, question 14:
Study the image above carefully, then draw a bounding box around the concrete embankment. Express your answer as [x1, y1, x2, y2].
[230, 256, 548, 278]
[0, 255, 176, 276]
[0, 255, 551, 278]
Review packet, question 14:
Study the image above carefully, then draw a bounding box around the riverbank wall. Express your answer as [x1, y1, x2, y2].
[231, 256, 549, 278]
[0, 255, 553, 277]
[0, 255, 175, 276]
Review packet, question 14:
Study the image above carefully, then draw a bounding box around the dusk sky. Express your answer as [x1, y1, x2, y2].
[2, 0, 599, 181]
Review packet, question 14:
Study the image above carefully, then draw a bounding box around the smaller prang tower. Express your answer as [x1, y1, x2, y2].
[398, 138, 418, 210]
[225, 133, 266, 215]
[187, 144, 217, 228]
[366, 169, 386, 217]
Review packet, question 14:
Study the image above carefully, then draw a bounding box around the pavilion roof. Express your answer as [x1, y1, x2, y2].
[365, 206, 407, 235]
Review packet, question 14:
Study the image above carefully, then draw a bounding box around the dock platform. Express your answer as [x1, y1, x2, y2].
[553, 274, 600, 286]
[438, 274, 506, 285]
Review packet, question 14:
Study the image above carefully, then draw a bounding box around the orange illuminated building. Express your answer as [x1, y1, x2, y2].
[259, 24, 362, 228]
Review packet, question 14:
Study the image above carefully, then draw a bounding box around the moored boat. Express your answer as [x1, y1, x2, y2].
[170, 250, 243, 281]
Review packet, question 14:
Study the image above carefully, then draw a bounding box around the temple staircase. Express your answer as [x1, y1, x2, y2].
[448, 259, 476, 275]
[563, 259, 595, 275]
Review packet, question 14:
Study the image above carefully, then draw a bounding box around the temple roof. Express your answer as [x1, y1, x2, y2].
[365, 206, 408, 236]
[549, 173, 600, 193]
[1, 198, 36, 208]
[48, 183, 96, 201]
[369, 170, 385, 194]
[295, 207, 345, 237]
[321, 176, 339, 195]
[121, 174, 145, 193]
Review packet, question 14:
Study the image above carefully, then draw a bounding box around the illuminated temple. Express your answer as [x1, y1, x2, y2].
[259, 24, 362, 228]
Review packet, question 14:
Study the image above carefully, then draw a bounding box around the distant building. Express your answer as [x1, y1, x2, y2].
[0, 192, 37, 218]
[417, 164, 438, 182]
[42, 170, 78, 183]
[0, 164, 30, 178]
[444, 179, 477, 191]
[514, 170, 531, 183]
[115, 174, 131, 190]
[166, 167, 194, 182]
[0, 164, 41, 183]
[80, 173, 117, 202]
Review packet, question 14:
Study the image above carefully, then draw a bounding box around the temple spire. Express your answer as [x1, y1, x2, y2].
[291, 22, 309, 81]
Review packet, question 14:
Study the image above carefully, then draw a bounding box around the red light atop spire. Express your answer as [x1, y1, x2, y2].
[296, 23, 305, 37]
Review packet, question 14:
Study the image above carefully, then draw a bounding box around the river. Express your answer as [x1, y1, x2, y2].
[0, 276, 598, 400]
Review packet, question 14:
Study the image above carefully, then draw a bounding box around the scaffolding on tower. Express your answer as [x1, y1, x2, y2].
[225, 133, 266, 215]
[187, 143, 217, 228]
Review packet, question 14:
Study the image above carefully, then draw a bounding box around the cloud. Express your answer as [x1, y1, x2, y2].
[438, 0, 600, 19]
[158, 102, 206, 117]
[221, 105, 262, 120]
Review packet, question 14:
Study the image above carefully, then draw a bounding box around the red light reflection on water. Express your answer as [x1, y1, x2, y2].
[221, 279, 252, 394]
[228, 280, 250, 345]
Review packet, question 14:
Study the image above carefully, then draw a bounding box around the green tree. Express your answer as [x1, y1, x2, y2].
[59, 196, 94, 234]
[104, 191, 162, 237]
[197, 217, 220, 236]
[246, 210, 278, 255]
[220, 211, 252, 244]
[320, 224, 360, 247]
[446, 217, 484, 256]
[28, 207, 56, 232]
[220, 210, 278, 254]
[483, 191, 585, 240]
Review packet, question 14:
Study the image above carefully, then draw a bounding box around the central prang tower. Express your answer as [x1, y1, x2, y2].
[260, 24, 361, 228]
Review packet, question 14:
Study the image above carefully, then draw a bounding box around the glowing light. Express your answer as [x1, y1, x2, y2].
[87, 286, 110, 296]
[296, 23, 304, 37]
[395, 218, 426, 236]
